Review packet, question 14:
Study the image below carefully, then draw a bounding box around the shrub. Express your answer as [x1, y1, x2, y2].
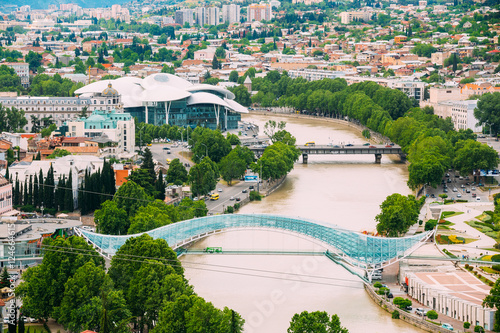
[425, 220, 437, 231]
[378, 287, 389, 295]
[474, 325, 485, 333]
[489, 281, 494, 286]
[492, 254, 500, 262]
[233, 203, 240, 210]
[362, 129, 371, 138]
[392, 310, 399, 319]
[465, 264, 469, 269]
[225, 206, 234, 214]
[464, 322, 471, 329]
[373, 282, 382, 288]
[426, 310, 438, 320]
[249, 191, 262, 201]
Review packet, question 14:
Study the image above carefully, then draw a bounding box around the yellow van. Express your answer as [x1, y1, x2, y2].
[210, 193, 219, 200]
[166, 159, 172, 164]
[305, 141, 315, 146]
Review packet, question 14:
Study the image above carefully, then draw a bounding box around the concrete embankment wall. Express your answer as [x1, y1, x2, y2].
[365, 285, 459, 333]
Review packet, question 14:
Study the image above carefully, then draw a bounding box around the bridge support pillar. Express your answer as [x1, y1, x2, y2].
[302, 153, 308, 164]
[399, 154, 406, 162]
[374, 154, 382, 164]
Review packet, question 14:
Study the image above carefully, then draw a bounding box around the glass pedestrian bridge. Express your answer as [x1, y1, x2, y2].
[76, 214, 433, 270]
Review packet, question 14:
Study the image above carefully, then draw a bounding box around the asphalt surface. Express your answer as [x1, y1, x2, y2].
[147, 142, 260, 214]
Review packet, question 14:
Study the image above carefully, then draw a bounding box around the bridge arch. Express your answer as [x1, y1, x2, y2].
[77, 214, 432, 270]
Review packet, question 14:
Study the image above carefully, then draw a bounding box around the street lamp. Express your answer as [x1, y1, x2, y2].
[138, 124, 145, 152]
[199, 143, 208, 158]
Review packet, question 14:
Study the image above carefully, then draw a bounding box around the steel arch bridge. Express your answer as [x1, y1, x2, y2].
[76, 214, 433, 272]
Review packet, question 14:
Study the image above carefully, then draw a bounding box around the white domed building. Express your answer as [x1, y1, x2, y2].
[75, 73, 248, 131]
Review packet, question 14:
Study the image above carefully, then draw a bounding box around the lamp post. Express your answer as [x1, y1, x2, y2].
[138, 124, 145, 152]
[200, 143, 208, 158]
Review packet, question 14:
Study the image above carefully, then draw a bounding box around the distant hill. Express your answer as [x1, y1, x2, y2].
[2, 0, 130, 11]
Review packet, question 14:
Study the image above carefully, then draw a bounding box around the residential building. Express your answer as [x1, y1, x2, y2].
[175, 9, 194, 26]
[0, 176, 12, 215]
[248, 3, 273, 22]
[63, 109, 135, 155]
[386, 80, 426, 102]
[195, 7, 206, 26]
[0, 96, 92, 132]
[206, 7, 220, 26]
[222, 4, 241, 24]
[339, 11, 372, 24]
[450, 100, 482, 132]
[289, 69, 346, 81]
[3, 62, 30, 88]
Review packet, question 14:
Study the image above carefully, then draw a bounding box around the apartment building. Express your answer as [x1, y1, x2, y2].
[248, 3, 273, 22]
[339, 11, 372, 24]
[175, 9, 194, 26]
[222, 4, 241, 24]
[3, 62, 30, 88]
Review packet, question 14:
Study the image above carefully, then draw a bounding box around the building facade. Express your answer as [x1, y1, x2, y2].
[175, 9, 194, 26]
[4, 62, 30, 88]
[222, 4, 241, 24]
[64, 109, 135, 154]
[0, 176, 12, 215]
[248, 3, 272, 22]
[339, 11, 372, 24]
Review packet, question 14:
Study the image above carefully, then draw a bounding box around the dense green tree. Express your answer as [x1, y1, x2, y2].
[25, 51, 42, 71]
[189, 156, 219, 197]
[128, 200, 173, 234]
[229, 71, 239, 83]
[94, 200, 129, 235]
[0, 267, 9, 288]
[484, 278, 500, 331]
[474, 92, 500, 137]
[128, 169, 155, 196]
[287, 311, 348, 333]
[113, 180, 149, 216]
[108, 234, 183, 296]
[375, 194, 419, 237]
[252, 141, 300, 181]
[229, 85, 251, 106]
[153, 294, 244, 333]
[189, 127, 231, 163]
[453, 139, 499, 175]
[219, 146, 254, 185]
[16, 236, 104, 320]
[393, 297, 412, 309]
[166, 158, 188, 185]
[54, 261, 107, 331]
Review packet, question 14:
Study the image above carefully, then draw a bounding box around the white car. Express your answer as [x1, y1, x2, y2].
[457, 193, 462, 198]
[218, 188, 222, 192]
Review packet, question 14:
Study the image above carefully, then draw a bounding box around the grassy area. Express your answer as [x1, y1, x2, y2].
[441, 211, 464, 218]
[480, 266, 500, 274]
[476, 213, 492, 222]
[466, 221, 499, 238]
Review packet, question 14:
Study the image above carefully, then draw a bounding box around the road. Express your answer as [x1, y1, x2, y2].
[146, 142, 259, 214]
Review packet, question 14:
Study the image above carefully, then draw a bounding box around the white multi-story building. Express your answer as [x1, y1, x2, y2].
[222, 4, 241, 24]
[0, 83, 123, 132]
[248, 3, 272, 22]
[3, 62, 30, 88]
[339, 11, 372, 24]
[65, 109, 135, 155]
[195, 7, 206, 26]
[206, 7, 220, 26]
[450, 100, 482, 132]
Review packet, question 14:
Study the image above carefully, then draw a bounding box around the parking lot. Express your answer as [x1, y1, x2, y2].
[425, 171, 496, 203]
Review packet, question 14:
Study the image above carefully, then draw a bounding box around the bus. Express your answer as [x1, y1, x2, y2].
[210, 193, 220, 200]
[305, 141, 315, 146]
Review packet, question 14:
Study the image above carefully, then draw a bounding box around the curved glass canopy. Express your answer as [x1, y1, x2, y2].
[77, 214, 432, 268]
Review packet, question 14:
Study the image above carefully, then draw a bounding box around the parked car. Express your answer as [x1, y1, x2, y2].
[405, 305, 412, 311]
[235, 197, 241, 202]
[415, 308, 427, 316]
[249, 185, 254, 190]
[218, 188, 223, 192]
[163, 147, 170, 150]
[242, 189, 248, 193]
[387, 293, 393, 298]
[369, 145, 376, 148]
[457, 193, 462, 198]
[441, 323, 453, 331]
[230, 196, 235, 201]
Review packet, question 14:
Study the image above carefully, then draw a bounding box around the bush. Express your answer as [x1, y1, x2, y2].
[373, 282, 382, 288]
[362, 129, 371, 138]
[426, 310, 438, 320]
[377, 287, 390, 295]
[225, 206, 234, 214]
[464, 322, 471, 329]
[465, 264, 469, 269]
[391, 310, 399, 319]
[474, 325, 485, 333]
[233, 203, 240, 210]
[425, 220, 437, 231]
[491, 254, 500, 262]
[249, 191, 262, 201]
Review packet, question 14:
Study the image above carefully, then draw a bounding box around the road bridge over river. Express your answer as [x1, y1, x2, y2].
[248, 144, 406, 164]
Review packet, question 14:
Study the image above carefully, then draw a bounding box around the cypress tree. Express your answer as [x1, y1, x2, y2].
[38, 169, 44, 205]
[65, 171, 74, 212]
[23, 181, 28, 207]
[33, 174, 39, 207]
[28, 175, 33, 206]
[14, 177, 20, 206]
[55, 176, 64, 211]
[5, 165, 9, 180]
[44, 164, 54, 209]
[155, 170, 165, 201]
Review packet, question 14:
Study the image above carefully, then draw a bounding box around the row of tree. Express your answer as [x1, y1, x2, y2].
[17, 234, 244, 333]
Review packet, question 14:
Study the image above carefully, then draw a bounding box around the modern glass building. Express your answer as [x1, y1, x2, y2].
[74, 73, 248, 131]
